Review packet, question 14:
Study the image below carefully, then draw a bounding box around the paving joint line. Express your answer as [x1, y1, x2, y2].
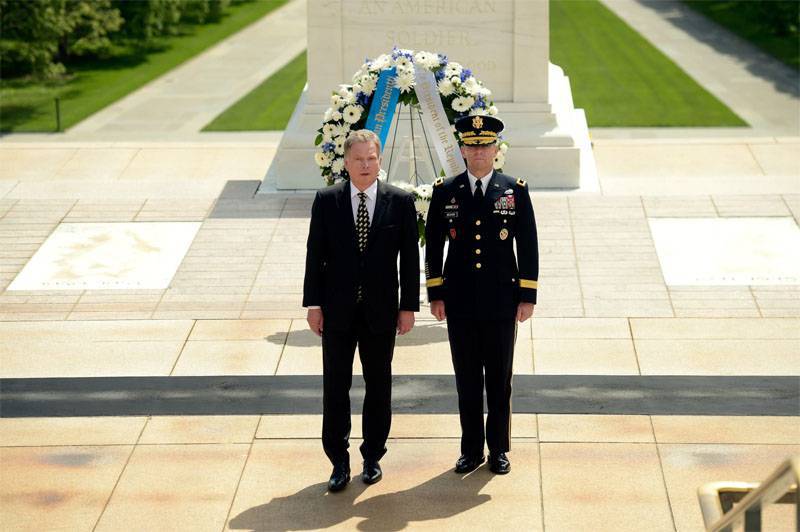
[565, 197, 586, 317]
[221, 416, 262, 532]
[91, 413, 149, 531]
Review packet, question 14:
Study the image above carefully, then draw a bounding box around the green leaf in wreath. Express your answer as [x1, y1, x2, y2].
[314, 134, 323, 146]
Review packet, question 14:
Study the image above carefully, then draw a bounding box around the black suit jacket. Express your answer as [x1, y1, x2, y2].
[303, 180, 420, 333]
[424, 171, 539, 320]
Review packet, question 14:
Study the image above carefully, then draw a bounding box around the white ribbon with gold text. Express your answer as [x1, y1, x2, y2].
[414, 64, 466, 178]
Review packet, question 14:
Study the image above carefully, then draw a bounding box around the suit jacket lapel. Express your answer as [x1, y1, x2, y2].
[337, 181, 358, 253]
[367, 179, 389, 249]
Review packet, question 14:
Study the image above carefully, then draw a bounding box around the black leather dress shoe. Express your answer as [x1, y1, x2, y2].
[328, 463, 350, 492]
[362, 460, 382, 484]
[454, 454, 485, 473]
[489, 453, 510, 474]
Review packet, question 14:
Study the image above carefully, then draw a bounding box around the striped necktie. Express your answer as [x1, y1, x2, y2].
[356, 191, 370, 302]
[356, 192, 370, 253]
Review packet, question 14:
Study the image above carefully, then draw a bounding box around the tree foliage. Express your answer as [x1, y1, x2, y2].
[1, 0, 240, 79]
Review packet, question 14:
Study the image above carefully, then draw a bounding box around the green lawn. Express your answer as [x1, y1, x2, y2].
[203, 50, 306, 131]
[550, 0, 747, 127]
[683, 0, 799, 71]
[0, 0, 287, 133]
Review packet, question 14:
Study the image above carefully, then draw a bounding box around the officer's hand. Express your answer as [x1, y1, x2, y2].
[397, 310, 415, 335]
[430, 300, 446, 321]
[516, 303, 534, 323]
[307, 308, 324, 336]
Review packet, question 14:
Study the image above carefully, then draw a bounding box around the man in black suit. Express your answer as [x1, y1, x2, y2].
[425, 115, 539, 475]
[303, 129, 420, 492]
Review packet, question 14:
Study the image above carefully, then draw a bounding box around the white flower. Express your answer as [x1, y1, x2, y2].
[331, 157, 345, 174]
[499, 142, 508, 154]
[394, 181, 416, 193]
[395, 55, 412, 70]
[395, 71, 415, 93]
[478, 86, 492, 98]
[334, 136, 346, 155]
[445, 62, 462, 77]
[359, 74, 377, 95]
[323, 108, 334, 122]
[437, 78, 455, 96]
[378, 168, 387, 181]
[462, 77, 479, 96]
[493, 152, 505, 170]
[415, 198, 430, 219]
[333, 123, 349, 138]
[338, 87, 355, 105]
[342, 105, 362, 124]
[371, 54, 391, 71]
[414, 51, 439, 69]
[469, 107, 488, 116]
[332, 110, 342, 121]
[449, 76, 461, 86]
[330, 94, 342, 107]
[415, 184, 433, 199]
[315, 151, 332, 168]
[451, 96, 474, 113]
[488, 105, 499, 116]
[322, 124, 336, 137]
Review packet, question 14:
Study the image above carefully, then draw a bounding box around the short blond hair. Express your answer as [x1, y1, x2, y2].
[344, 129, 381, 156]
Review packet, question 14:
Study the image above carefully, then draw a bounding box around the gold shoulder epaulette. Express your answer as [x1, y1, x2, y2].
[434, 178, 444, 187]
[516, 178, 527, 187]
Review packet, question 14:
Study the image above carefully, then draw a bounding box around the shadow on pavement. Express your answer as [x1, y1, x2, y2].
[228, 468, 492, 531]
[266, 322, 449, 348]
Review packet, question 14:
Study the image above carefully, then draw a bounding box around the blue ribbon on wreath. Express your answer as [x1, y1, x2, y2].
[364, 67, 400, 151]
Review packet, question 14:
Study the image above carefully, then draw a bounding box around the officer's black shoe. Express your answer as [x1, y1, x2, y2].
[454, 454, 485, 473]
[328, 463, 350, 492]
[488, 453, 511, 474]
[362, 460, 382, 484]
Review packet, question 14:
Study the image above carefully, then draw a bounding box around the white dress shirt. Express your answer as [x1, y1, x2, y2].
[350, 179, 378, 222]
[467, 169, 493, 195]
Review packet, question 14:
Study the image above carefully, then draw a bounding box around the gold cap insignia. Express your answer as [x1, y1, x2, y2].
[472, 116, 484, 129]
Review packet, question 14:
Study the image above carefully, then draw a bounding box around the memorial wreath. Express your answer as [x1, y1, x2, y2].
[314, 47, 508, 243]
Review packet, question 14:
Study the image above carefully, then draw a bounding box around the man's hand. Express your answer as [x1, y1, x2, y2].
[430, 300, 446, 321]
[307, 308, 324, 336]
[516, 302, 534, 323]
[397, 310, 415, 335]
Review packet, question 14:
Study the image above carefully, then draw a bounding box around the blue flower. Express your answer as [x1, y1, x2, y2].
[438, 54, 448, 64]
[434, 68, 446, 81]
[322, 142, 335, 153]
[474, 95, 486, 108]
[356, 92, 370, 106]
[460, 69, 472, 82]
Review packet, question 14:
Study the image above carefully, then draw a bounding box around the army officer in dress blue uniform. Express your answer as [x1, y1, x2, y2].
[425, 115, 538, 475]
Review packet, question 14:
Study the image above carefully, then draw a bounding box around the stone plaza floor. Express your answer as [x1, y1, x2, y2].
[0, 136, 798, 531]
[1, 0, 799, 528]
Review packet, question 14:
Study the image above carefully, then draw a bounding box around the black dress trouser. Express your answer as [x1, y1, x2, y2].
[446, 317, 516, 456]
[321, 304, 396, 466]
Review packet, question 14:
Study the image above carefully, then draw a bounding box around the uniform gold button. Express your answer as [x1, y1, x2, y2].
[476, 263, 482, 269]
[475, 249, 481, 255]
[475, 234, 481, 240]
[503, 219, 507, 223]
[475, 220, 481, 226]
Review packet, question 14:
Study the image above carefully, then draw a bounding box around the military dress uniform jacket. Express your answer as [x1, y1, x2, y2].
[425, 171, 538, 320]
